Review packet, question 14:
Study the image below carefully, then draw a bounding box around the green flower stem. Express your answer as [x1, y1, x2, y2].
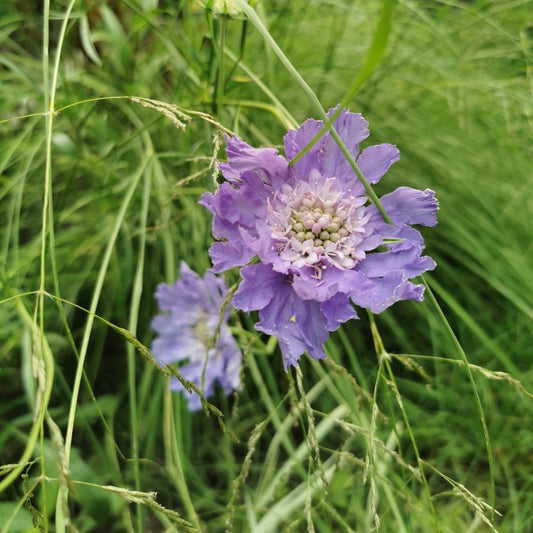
[222, 48, 298, 130]
[367, 310, 440, 532]
[233, 0, 393, 225]
[217, 16, 227, 118]
[288, 0, 396, 171]
[39, 1, 76, 531]
[342, 0, 396, 104]
[58, 155, 150, 531]
[126, 159, 153, 532]
[163, 389, 203, 531]
[422, 276, 495, 517]
[0, 300, 54, 496]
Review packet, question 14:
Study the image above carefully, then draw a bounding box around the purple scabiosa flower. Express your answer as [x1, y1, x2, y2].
[151, 261, 242, 411]
[200, 107, 438, 370]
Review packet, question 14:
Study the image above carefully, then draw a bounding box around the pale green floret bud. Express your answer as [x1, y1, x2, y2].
[293, 222, 304, 232]
[211, 0, 244, 18]
[271, 180, 370, 271]
[194, 320, 210, 344]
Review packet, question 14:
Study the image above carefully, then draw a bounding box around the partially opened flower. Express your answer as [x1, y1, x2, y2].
[200, 107, 438, 369]
[151, 261, 242, 411]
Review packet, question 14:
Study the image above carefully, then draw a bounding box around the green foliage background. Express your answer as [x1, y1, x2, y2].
[0, 0, 532, 531]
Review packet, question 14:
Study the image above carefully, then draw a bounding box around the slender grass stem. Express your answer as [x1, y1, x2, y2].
[422, 276, 496, 517]
[60, 155, 150, 528]
[163, 390, 203, 531]
[368, 310, 441, 532]
[233, 0, 392, 224]
[0, 300, 54, 498]
[217, 17, 227, 118]
[38, 1, 76, 530]
[126, 160, 153, 532]
[223, 48, 298, 129]
[291, 0, 396, 169]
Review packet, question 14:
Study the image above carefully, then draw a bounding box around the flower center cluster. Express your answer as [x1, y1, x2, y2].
[267, 176, 370, 271]
[286, 193, 349, 249]
[193, 316, 211, 345]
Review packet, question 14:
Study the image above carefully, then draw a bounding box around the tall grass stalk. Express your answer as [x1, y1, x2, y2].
[39, 1, 76, 530]
[233, 0, 393, 223]
[125, 159, 152, 531]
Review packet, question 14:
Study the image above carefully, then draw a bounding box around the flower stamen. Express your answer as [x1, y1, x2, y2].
[267, 177, 369, 271]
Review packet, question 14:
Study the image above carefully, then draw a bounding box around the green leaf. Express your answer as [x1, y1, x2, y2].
[79, 14, 102, 66]
[0, 502, 38, 533]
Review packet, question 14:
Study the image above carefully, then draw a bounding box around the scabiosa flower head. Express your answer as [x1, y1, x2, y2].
[200, 107, 438, 369]
[151, 261, 242, 411]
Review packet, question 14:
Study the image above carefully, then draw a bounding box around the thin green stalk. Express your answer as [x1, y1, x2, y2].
[428, 276, 519, 375]
[342, 0, 396, 104]
[364, 348, 382, 532]
[0, 300, 54, 497]
[42, 1, 50, 111]
[163, 389, 202, 531]
[422, 276, 496, 516]
[234, 0, 392, 224]
[38, 1, 76, 530]
[217, 16, 227, 118]
[39, 1, 51, 522]
[223, 48, 297, 130]
[59, 154, 150, 525]
[368, 310, 440, 532]
[126, 159, 153, 532]
[255, 380, 332, 510]
[254, 405, 348, 533]
[292, 0, 396, 167]
[246, 351, 309, 492]
[0, 96, 134, 127]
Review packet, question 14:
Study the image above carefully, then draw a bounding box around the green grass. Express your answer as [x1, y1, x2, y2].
[1, 0, 532, 531]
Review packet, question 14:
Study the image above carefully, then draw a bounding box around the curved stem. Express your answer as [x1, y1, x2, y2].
[233, 0, 393, 224]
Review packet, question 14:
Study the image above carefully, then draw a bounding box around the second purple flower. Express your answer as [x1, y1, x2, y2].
[200, 107, 438, 369]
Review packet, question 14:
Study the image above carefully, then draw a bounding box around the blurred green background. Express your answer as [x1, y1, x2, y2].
[1, 0, 532, 531]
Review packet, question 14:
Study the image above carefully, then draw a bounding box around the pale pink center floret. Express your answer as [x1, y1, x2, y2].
[267, 174, 370, 271]
[189, 308, 215, 362]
